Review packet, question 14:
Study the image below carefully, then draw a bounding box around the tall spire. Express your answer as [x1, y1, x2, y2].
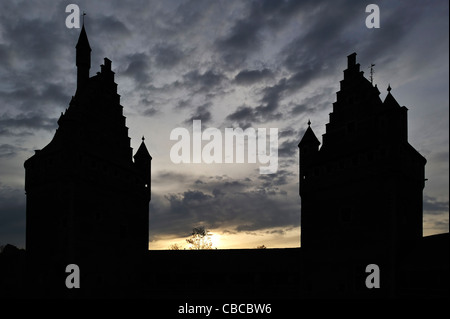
[76, 24, 91, 91]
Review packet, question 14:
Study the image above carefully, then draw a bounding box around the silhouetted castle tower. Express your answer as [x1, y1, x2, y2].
[24, 25, 151, 296]
[298, 53, 426, 295]
[76, 25, 91, 90]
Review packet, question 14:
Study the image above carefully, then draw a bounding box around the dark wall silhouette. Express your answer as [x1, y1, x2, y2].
[23, 25, 151, 297]
[298, 53, 430, 297]
[299, 53, 426, 250]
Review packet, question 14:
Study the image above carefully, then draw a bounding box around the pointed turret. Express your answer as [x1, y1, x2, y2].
[76, 24, 91, 91]
[298, 121, 320, 150]
[134, 136, 152, 161]
[134, 136, 152, 200]
[383, 84, 401, 108]
[298, 121, 320, 195]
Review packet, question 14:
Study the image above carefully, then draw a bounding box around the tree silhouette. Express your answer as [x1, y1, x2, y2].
[186, 226, 213, 250]
[168, 243, 183, 250]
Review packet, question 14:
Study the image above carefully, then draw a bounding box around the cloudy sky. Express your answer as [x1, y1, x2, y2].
[0, 0, 448, 249]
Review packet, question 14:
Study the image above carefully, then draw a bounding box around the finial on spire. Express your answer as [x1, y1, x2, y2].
[387, 84, 391, 92]
[142, 136, 145, 142]
[82, 11, 86, 26]
[307, 119, 311, 126]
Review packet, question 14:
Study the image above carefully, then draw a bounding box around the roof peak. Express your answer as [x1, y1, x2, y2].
[134, 138, 152, 160]
[76, 24, 91, 50]
[383, 85, 401, 108]
[299, 125, 320, 147]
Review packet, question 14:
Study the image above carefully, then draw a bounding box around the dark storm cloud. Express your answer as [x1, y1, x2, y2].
[184, 102, 212, 124]
[0, 44, 14, 69]
[149, 173, 299, 240]
[180, 190, 213, 204]
[430, 151, 449, 164]
[258, 169, 293, 189]
[277, 0, 430, 97]
[259, 79, 288, 113]
[357, 2, 424, 64]
[152, 170, 193, 187]
[152, 43, 187, 69]
[0, 144, 27, 158]
[193, 176, 250, 195]
[137, 97, 160, 117]
[279, 128, 299, 138]
[0, 113, 58, 132]
[234, 68, 273, 86]
[225, 78, 289, 123]
[0, 84, 68, 114]
[246, 2, 360, 115]
[153, 69, 228, 102]
[280, 0, 361, 73]
[182, 69, 227, 94]
[277, 139, 298, 158]
[290, 104, 308, 116]
[175, 99, 191, 109]
[1, 17, 63, 64]
[0, 11, 71, 114]
[216, 19, 260, 68]
[225, 81, 288, 124]
[122, 52, 151, 84]
[0, 2, 74, 141]
[290, 88, 335, 118]
[215, 0, 313, 69]
[0, 129, 33, 138]
[228, 5, 363, 125]
[92, 15, 131, 39]
[156, 0, 212, 37]
[160, 187, 297, 237]
[226, 105, 254, 122]
[141, 107, 159, 117]
[228, 2, 370, 126]
[423, 195, 449, 215]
